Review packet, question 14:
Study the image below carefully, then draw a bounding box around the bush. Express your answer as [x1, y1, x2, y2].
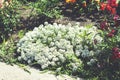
[17, 22, 103, 75]
[0, 0, 20, 42]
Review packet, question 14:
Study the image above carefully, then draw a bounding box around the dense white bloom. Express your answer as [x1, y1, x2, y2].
[17, 22, 103, 69]
[72, 64, 78, 71]
[27, 60, 32, 64]
[58, 49, 65, 53]
[81, 49, 90, 58]
[50, 61, 56, 66]
[52, 57, 59, 62]
[41, 64, 48, 69]
[87, 59, 96, 66]
[75, 50, 81, 57]
[48, 55, 53, 60]
[90, 59, 96, 64]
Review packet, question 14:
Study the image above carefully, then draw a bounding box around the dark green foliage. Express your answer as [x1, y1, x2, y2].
[0, 0, 20, 42]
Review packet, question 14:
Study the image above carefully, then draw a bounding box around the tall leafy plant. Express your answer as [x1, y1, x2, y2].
[32, 0, 61, 18]
[0, 0, 20, 42]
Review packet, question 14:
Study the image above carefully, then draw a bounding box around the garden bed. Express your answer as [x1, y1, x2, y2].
[0, 0, 120, 80]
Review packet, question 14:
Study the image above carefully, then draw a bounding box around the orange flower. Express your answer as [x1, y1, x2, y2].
[66, 0, 76, 3]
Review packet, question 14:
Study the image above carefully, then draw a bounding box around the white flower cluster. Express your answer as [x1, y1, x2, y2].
[17, 22, 103, 69]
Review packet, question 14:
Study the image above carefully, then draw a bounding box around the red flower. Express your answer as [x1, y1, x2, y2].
[100, 21, 108, 30]
[105, 0, 118, 14]
[111, 8, 116, 14]
[111, 29, 116, 33]
[108, 0, 118, 7]
[111, 3, 118, 7]
[71, 0, 76, 3]
[106, 4, 112, 11]
[112, 47, 120, 60]
[108, 29, 116, 37]
[100, 3, 106, 11]
[112, 52, 120, 59]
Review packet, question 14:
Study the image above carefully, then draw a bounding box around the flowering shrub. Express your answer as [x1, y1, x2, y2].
[17, 22, 103, 74]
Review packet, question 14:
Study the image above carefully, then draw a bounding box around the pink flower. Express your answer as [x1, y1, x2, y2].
[111, 29, 116, 33]
[113, 15, 119, 21]
[107, 33, 114, 37]
[112, 47, 119, 53]
[107, 0, 111, 4]
[114, 15, 120, 27]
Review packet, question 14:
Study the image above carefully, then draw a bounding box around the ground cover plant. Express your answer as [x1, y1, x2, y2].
[17, 22, 103, 77]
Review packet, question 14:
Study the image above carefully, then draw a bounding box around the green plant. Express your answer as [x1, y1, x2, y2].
[17, 22, 103, 75]
[92, 15, 120, 80]
[31, 0, 61, 18]
[0, 0, 20, 42]
[0, 39, 17, 64]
